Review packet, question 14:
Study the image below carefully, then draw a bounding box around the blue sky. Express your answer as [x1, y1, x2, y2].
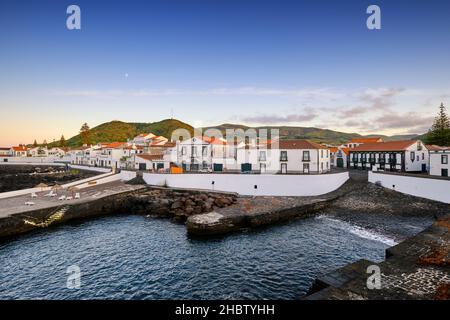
[1, 0, 450, 145]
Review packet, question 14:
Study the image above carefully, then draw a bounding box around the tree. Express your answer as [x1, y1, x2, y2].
[42, 139, 48, 147]
[59, 135, 66, 148]
[425, 103, 450, 146]
[33, 140, 38, 147]
[80, 123, 91, 146]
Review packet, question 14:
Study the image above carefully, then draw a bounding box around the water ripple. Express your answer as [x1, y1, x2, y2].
[0, 213, 402, 299]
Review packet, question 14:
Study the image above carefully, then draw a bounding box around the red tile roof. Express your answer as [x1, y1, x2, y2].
[350, 137, 383, 144]
[426, 145, 450, 151]
[104, 142, 126, 149]
[12, 146, 27, 152]
[149, 142, 176, 148]
[351, 140, 417, 152]
[271, 139, 327, 150]
[0, 147, 10, 151]
[329, 147, 349, 156]
[137, 154, 164, 161]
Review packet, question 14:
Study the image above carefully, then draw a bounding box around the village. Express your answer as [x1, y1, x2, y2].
[1, 131, 449, 179]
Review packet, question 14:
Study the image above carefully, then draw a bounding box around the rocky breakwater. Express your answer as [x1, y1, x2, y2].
[124, 187, 238, 222]
[0, 165, 97, 193]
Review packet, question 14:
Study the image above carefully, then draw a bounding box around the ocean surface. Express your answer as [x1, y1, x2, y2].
[0, 213, 432, 299]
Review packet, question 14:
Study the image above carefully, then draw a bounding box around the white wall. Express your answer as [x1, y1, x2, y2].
[0, 157, 61, 164]
[68, 165, 111, 173]
[74, 170, 136, 189]
[143, 172, 349, 196]
[430, 152, 449, 176]
[369, 171, 450, 204]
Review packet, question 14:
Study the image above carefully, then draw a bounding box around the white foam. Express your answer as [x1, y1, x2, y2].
[316, 216, 398, 246]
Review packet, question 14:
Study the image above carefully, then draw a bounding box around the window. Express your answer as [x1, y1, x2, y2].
[280, 151, 287, 161]
[202, 161, 208, 169]
[181, 146, 186, 155]
[410, 151, 415, 161]
[417, 141, 423, 151]
[259, 151, 266, 161]
[321, 150, 324, 158]
[302, 151, 310, 161]
[191, 146, 197, 156]
[422, 153, 425, 160]
[442, 155, 448, 164]
[202, 146, 208, 156]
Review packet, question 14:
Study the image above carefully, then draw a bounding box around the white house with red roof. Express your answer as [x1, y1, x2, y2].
[133, 154, 169, 172]
[0, 147, 12, 156]
[237, 139, 330, 174]
[11, 145, 28, 157]
[131, 133, 157, 146]
[329, 146, 350, 168]
[428, 145, 450, 177]
[349, 140, 429, 172]
[167, 136, 239, 172]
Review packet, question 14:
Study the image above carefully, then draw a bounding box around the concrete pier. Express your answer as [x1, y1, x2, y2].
[0, 181, 146, 239]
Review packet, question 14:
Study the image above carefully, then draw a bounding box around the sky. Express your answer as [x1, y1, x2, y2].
[1, 0, 450, 145]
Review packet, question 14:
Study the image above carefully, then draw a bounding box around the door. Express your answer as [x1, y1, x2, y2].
[213, 163, 223, 172]
[138, 163, 146, 171]
[241, 163, 252, 173]
[442, 169, 448, 177]
[422, 164, 427, 173]
[156, 163, 164, 170]
[337, 158, 344, 168]
[260, 163, 266, 173]
[281, 163, 287, 174]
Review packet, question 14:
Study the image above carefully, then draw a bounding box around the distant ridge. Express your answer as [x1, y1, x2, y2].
[56, 119, 422, 147]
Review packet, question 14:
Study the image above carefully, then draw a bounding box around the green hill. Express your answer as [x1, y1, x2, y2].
[201, 124, 420, 145]
[53, 119, 422, 148]
[60, 119, 194, 147]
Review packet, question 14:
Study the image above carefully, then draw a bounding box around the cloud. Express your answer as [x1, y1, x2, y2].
[358, 87, 405, 111]
[336, 106, 367, 118]
[373, 112, 433, 130]
[241, 109, 318, 124]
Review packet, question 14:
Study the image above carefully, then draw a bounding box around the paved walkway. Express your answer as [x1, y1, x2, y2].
[0, 181, 144, 218]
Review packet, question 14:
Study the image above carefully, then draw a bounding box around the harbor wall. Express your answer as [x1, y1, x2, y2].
[142, 172, 349, 196]
[369, 171, 450, 204]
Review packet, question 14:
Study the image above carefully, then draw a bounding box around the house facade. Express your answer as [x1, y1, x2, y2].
[330, 147, 349, 168]
[237, 139, 330, 174]
[11, 145, 28, 157]
[134, 154, 169, 172]
[0, 147, 11, 156]
[349, 140, 429, 172]
[429, 147, 450, 177]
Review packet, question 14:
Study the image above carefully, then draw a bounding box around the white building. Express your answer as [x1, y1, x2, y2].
[237, 139, 330, 174]
[134, 154, 169, 172]
[0, 147, 11, 156]
[429, 146, 450, 177]
[47, 147, 67, 157]
[349, 140, 429, 172]
[11, 145, 28, 157]
[330, 146, 350, 168]
[170, 137, 238, 172]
